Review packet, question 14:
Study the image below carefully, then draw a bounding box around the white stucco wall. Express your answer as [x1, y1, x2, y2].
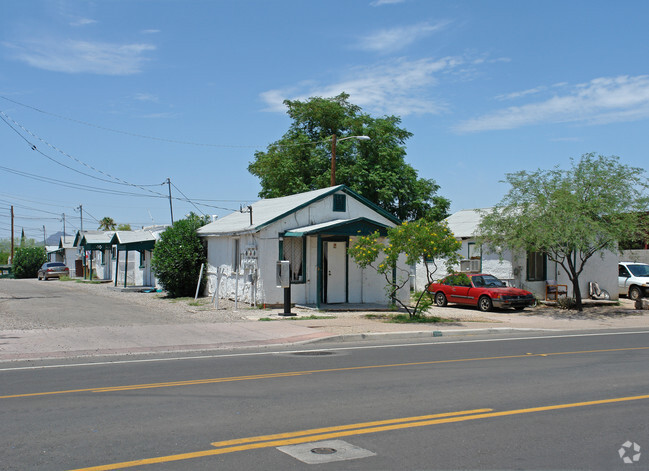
[415, 238, 619, 301]
[202, 191, 408, 307]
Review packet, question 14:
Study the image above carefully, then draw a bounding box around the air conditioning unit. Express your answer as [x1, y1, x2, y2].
[459, 259, 481, 273]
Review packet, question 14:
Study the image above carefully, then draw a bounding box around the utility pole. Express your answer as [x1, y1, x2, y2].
[77, 204, 83, 232]
[43, 225, 46, 246]
[167, 178, 174, 224]
[10, 206, 14, 263]
[62, 213, 66, 244]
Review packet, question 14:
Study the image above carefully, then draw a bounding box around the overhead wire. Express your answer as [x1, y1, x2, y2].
[0, 95, 326, 150]
[0, 110, 169, 197]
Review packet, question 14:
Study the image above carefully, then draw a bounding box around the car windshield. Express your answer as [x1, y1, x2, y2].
[627, 264, 649, 277]
[472, 275, 506, 287]
[48, 263, 66, 267]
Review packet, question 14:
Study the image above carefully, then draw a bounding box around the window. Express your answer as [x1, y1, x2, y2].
[283, 237, 304, 283]
[527, 251, 546, 281]
[139, 250, 146, 268]
[333, 194, 346, 212]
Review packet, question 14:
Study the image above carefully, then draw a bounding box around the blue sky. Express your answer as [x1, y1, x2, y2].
[1, 0, 648, 242]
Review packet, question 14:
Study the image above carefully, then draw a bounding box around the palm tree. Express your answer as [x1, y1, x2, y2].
[98, 217, 117, 231]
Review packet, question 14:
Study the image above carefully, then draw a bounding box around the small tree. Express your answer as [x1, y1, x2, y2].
[13, 246, 46, 279]
[117, 223, 132, 231]
[98, 217, 117, 231]
[151, 213, 209, 297]
[478, 153, 649, 311]
[348, 220, 461, 317]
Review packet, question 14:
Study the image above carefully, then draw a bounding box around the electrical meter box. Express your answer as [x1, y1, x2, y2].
[276, 260, 290, 288]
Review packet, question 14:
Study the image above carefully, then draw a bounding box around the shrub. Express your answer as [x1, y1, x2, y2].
[13, 246, 46, 278]
[151, 214, 209, 297]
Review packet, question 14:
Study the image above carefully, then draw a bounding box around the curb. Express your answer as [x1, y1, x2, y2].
[307, 327, 563, 343]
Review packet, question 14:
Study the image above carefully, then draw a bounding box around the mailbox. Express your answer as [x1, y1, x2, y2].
[276, 260, 290, 288]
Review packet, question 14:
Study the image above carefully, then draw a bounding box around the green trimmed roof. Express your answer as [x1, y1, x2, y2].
[198, 185, 400, 236]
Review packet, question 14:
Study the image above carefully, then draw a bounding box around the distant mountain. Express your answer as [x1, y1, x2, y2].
[46, 231, 74, 246]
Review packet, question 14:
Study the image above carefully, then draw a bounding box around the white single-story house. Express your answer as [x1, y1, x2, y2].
[197, 185, 408, 308]
[414, 208, 619, 301]
[47, 236, 78, 271]
[73, 230, 115, 280]
[110, 228, 165, 288]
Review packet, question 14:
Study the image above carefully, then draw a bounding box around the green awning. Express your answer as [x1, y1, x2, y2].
[284, 217, 390, 237]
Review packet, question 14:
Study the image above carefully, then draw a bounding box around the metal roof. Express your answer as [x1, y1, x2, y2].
[283, 217, 390, 237]
[110, 230, 157, 245]
[445, 208, 492, 239]
[73, 230, 114, 247]
[198, 185, 399, 237]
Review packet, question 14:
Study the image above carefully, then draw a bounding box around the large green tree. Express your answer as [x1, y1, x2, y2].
[477, 153, 649, 311]
[248, 93, 449, 221]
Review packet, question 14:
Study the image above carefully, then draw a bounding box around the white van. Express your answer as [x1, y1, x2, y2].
[618, 262, 649, 300]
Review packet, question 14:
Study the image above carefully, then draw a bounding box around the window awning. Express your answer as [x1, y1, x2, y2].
[283, 217, 390, 237]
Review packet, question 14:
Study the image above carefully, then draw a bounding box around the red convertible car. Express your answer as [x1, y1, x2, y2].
[427, 273, 536, 312]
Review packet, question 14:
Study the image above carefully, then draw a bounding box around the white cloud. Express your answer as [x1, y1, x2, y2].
[370, 0, 406, 6]
[141, 29, 161, 34]
[133, 93, 159, 103]
[3, 38, 155, 75]
[70, 18, 97, 27]
[356, 21, 450, 53]
[454, 75, 649, 133]
[260, 57, 463, 116]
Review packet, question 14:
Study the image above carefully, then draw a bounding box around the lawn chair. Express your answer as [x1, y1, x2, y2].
[545, 280, 568, 301]
[588, 281, 610, 300]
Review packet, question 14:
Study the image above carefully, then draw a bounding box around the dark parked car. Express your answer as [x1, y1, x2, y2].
[37, 262, 70, 281]
[427, 273, 536, 312]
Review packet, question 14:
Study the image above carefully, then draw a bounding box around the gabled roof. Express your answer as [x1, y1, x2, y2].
[58, 237, 75, 249]
[445, 208, 492, 239]
[73, 230, 114, 248]
[110, 230, 157, 251]
[198, 185, 400, 236]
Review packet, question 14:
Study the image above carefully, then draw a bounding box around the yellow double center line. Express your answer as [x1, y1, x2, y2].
[69, 394, 649, 470]
[4, 346, 649, 400]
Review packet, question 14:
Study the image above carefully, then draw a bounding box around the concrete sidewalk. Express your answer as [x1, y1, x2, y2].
[0, 322, 335, 361]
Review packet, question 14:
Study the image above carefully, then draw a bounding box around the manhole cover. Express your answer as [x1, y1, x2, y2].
[292, 351, 334, 356]
[311, 447, 337, 454]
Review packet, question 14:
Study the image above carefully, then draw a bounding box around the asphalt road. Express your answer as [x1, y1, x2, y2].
[2, 331, 649, 470]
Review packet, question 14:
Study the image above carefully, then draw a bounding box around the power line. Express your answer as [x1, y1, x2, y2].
[0, 110, 168, 195]
[0, 95, 331, 150]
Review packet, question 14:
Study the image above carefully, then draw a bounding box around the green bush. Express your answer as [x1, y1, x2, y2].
[151, 214, 209, 297]
[13, 246, 46, 279]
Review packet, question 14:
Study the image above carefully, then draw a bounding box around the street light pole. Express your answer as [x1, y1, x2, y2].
[330, 134, 370, 187]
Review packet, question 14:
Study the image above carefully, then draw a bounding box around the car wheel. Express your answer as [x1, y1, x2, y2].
[435, 292, 448, 307]
[629, 286, 642, 300]
[478, 296, 493, 312]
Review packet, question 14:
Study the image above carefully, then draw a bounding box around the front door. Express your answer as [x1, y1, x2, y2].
[326, 241, 346, 303]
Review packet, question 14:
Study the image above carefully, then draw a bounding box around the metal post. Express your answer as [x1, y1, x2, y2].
[194, 263, 204, 301]
[124, 250, 128, 288]
[167, 178, 174, 224]
[282, 286, 293, 316]
[10, 206, 14, 263]
[114, 249, 119, 286]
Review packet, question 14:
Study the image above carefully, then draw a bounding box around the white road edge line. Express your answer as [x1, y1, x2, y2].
[1, 330, 649, 372]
